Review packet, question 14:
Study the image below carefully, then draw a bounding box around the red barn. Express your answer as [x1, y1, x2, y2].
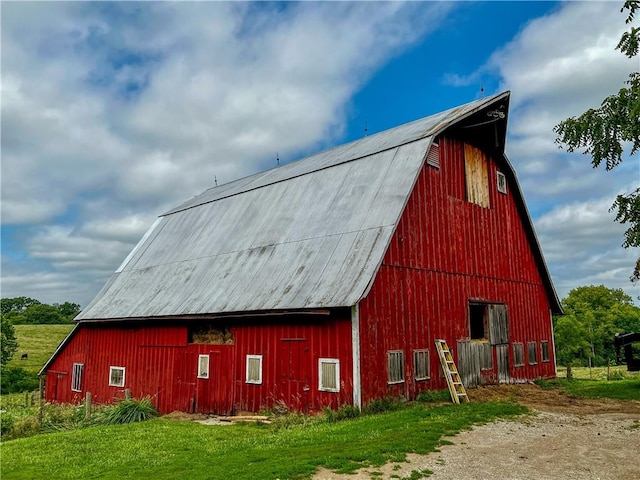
[41, 92, 562, 414]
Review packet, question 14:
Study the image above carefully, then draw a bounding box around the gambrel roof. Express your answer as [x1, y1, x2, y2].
[77, 92, 561, 321]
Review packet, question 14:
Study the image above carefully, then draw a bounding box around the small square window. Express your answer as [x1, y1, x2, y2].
[387, 351, 404, 384]
[541, 341, 550, 362]
[413, 349, 430, 381]
[246, 355, 262, 384]
[528, 342, 538, 365]
[71, 363, 84, 392]
[319, 358, 340, 392]
[197, 354, 209, 379]
[109, 366, 125, 387]
[513, 344, 524, 367]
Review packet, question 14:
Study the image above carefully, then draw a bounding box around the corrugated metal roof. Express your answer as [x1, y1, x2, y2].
[78, 92, 561, 320]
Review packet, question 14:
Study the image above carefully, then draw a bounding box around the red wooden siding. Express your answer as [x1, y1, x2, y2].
[358, 137, 555, 405]
[45, 312, 352, 414]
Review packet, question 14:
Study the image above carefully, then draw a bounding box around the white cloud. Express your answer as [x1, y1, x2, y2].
[1, 1, 452, 306]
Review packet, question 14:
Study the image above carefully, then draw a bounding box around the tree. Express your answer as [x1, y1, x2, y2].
[553, 285, 640, 366]
[54, 302, 81, 320]
[22, 304, 66, 324]
[0, 296, 40, 315]
[1, 316, 18, 367]
[554, 1, 640, 282]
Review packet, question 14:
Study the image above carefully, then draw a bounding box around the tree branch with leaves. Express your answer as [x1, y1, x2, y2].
[554, 1, 640, 281]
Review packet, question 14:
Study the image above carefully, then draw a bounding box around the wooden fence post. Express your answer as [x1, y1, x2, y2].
[85, 392, 92, 419]
[125, 388, 131, 400]
[38, 376, 45, 427]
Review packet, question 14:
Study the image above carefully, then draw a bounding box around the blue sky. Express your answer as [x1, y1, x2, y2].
[1, 1, 638, 307]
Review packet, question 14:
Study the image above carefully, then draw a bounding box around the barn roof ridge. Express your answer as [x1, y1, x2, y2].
[164, 92, 510, 217]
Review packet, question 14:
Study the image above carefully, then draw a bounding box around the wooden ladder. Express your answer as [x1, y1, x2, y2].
[435, 339, 469, 404]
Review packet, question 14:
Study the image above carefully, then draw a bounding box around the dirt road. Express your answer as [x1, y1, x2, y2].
[314, 384, 640, 480]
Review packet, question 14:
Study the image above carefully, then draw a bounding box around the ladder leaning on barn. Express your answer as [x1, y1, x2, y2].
[435, 339, 470, 404]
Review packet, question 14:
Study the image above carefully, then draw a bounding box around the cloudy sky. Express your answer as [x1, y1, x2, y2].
[1, 1, 638, 307]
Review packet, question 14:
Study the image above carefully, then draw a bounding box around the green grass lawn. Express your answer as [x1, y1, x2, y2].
[7, 324, 74, 374]
[1, 401, 526, 480]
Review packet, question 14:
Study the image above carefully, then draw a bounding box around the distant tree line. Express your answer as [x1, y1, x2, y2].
[553, 285, 640, 368]
[0, 297, 80, 325]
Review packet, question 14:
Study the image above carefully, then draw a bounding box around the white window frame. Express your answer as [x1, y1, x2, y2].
[246, 355, 263, 384]
[318, 358, 340, 392]
[71, 363, 84, 392]
[197, 354, 210, 379]
[413, 349, 430, 381]
[496, 171, 507, 194]
[109, 366, 125, 387]
[387, 350, 405, 384]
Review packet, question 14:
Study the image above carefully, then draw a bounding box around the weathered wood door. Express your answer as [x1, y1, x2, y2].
[489, 304, 510, 383]
[458, 304, 510, 387]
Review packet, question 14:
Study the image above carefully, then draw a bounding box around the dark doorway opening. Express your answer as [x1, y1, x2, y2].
[469, 303, 488, 340]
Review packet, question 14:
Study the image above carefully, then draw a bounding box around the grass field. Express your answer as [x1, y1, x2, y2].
[556, 365, 640, 381]
[7, 324, 74, 374]
[0, 401, 527, 480]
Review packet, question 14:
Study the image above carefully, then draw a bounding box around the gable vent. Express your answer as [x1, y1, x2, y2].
[426, 143, 440, 168]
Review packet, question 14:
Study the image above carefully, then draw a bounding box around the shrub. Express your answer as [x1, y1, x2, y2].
[0, 366, 39, 394]
[323, 404, 361, 423]
[608, 369, 627, 380]
[99, 397, 158, 425]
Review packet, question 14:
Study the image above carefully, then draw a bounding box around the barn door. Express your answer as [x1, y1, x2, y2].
[488, 304, 510, 383]
[277, 339, 311, 412]
[457, 340, 480, 387]
[194, 348, 234, 415]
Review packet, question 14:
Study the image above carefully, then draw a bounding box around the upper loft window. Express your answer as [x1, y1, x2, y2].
[464, 144, 490, 208]
[496, 171, 507, 194]
[469, 303, 489, 340]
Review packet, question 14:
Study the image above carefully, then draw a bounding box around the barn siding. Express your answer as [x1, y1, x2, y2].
[358, 137, 555, 404]
[44, 312, 352, 414]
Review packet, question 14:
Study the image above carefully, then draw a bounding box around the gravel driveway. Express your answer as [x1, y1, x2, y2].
[314, 384, 640, 480]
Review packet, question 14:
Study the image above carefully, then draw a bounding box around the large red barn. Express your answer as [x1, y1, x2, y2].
[41, 92, 562, 414]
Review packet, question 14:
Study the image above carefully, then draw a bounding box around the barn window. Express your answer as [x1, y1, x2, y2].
[469, 303, 489, 340]
[464, 144, 490, 208]
[197, 354, 209, 379]
[246, 355, 262, 384]
[318, 358, 340, 392]
[413, 349, 430, 380]
[71, 363, 84, 392]
[387, 350, 404, 384]
[496, 171, 507, 194]
[513, 344, 524, 367]
[109, 366, 125, 387]
[528, 342, 538, 365]
[541, 341, 550, 362]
